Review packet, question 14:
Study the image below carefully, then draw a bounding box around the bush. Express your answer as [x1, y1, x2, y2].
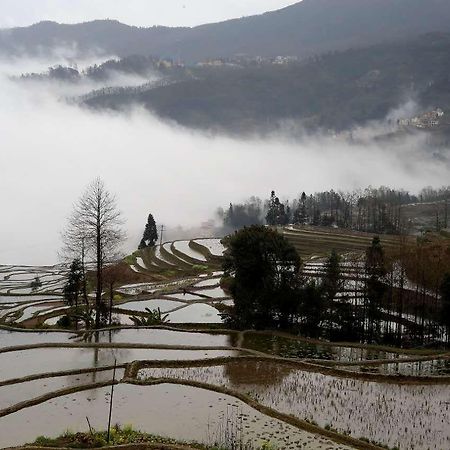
[56, 315, 72, 328]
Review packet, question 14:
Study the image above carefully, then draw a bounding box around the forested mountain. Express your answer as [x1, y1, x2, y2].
[19, 55, 186, 82]
[81, 33, 450, 134]
[2, 0, 450, 62]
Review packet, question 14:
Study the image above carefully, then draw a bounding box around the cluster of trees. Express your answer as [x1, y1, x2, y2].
[219, 197, 264, 230]
[223, 226, 450, 346]
[21, 55, 184, 84]
[84, 56, 166, 80]
[419, 186, 450, 203]
[223, 226, 355, 337]
[266, 191, 291, 226]
[219, 185, 450, 234]
[61, 184, 163, 329]
[62, 178, 125, 329]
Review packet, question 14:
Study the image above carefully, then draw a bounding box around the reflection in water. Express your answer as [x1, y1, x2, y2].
[117, 299, 184, 313]
[0, 325, 443, 450]
[225, 360, 293, 387]
[166, 303, 223, 323]
[0, 348, 239, 381]
[138, 361, 450, 450]
[0, 384, 352, 450]
[344, 358, 450, 376]
[241, 332, 405, 362]
[0, 330, 77, 346]
[80, 328, 233, 346]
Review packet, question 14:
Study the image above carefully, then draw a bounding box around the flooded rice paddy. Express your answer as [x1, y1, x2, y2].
[0, 369, 124, 410]
[172, 241, 208, 262]
[0, 384, 353, 449]
[0, 348, 240, 381]
[1, 257, 449, 450]
[240, 332, 410, 362]
[117, 298, 184, 313]
[0, 265, 66, 296]
[166, 303, 224, 323]
[0, 329, 77, 346]
[81, 328, 234, 346]
[193, 239, 225, 257]
[194, 278, 221, 288]
[341, 358, 450, 376]
[138, 360, 450, 450]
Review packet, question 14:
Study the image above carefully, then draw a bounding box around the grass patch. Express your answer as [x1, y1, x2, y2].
[31, 425, 199, 449]
[29, 425, 276, 449]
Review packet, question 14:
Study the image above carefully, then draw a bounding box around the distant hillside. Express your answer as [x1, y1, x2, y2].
[81, 33, 450, 135]
[2, 0, 450, 61]
[18, 55, 186, 82]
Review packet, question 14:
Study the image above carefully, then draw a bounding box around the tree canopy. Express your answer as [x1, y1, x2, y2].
[63, 259, 83, 308]
[223, 225, 302, 328]
[139, 213, 158, 249]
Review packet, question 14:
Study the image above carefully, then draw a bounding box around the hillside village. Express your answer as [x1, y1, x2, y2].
[398, 108, 447, 129]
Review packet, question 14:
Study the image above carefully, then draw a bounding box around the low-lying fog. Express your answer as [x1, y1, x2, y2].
[1, 55, 449, 265]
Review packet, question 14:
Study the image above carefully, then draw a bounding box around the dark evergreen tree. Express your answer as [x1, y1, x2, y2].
[266, 191, 289, 226]
[266, 191, 279, 226]
[63, 259, 83, 308]
[293, 192, 308, 225]
[139, 213, 158, 249]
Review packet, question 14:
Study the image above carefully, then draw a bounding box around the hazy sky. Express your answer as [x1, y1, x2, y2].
[0, 0, 299, 28]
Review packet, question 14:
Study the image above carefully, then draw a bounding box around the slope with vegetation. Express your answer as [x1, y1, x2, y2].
[80, 33, 450, 134]
[2, 0, 450, 62]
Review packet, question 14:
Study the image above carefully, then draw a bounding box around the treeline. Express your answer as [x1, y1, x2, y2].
[223, 226, 450, 347]
[19, 55, 186, 84]
[325, 233, 450, 346]
[218, 185, 450, 234]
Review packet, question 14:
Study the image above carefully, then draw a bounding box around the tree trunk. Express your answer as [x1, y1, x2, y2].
[95, 203, 102, 329]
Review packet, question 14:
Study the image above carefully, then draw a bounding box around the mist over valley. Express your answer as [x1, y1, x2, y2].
[1, 48, 449, 264]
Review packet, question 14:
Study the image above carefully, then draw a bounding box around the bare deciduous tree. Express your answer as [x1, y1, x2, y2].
[62, 178, 125, 328]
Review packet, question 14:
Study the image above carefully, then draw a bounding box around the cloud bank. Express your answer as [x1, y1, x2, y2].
[0, 55, 449, 265]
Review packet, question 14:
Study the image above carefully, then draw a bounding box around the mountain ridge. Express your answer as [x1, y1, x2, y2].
[2, 0, 450, 61]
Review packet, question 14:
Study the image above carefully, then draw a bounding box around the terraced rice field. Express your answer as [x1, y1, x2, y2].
[0, 265, 67, 295]
[137, 359, 450, 450]
[172, 240, 208, 262]
[1, 236, 449, 449]
[282, 226, 406, 260]
[1, 317, 449, 449]
[192, 238, 226, 257]
[0, 382, 353, 450]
